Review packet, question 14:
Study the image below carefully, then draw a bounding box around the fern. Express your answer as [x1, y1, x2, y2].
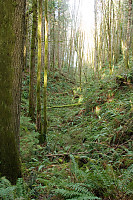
[70, 155, 88, 182]
[54, 188, 81, 198]
[15, 178, 27, 199]
[53, 156, 101, 200]
[66, 183, 101, 200]
[118, 164, 133, 196]
[54, 188, 101, 200]
[0, 177, 16, 200]
[70, 154, 78, 177]
[67, 196, 101, 200]
[20, 115, 39, 161]
[0, 177, 28, 200]
[68, 183, 90, 194]
[68, 155, 133, 199]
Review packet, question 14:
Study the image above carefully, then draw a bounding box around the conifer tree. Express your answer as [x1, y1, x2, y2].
[43, 0, 48, 142]
[0, 0, 26, 184]
[94, 0, 98, 76]
[125, 0, 132, 68]
[37, 0, 42, 139]
[29, 0, 37, 122]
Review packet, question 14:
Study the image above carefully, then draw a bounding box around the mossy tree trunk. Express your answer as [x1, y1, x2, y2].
[61, 5, 66, 70]
[37, 0, 42, 140]
[94, 0, 99, 77]
[52, 9, 55, 69]
[24, 1, 30, 71]
[107, 0, 113, 74]
[125, 0, 132, 68]
[58, 0, 61, 71]
[0, 0, 26, 184]
[29, 0, 37, 122]
[115, 0, 121, 64]
[24, 1, 32, 71]
[68, 28, 73, 73]
[43, 0, 48, 143]
[112, 1, 115, 70]
[78, 31, 83, 90]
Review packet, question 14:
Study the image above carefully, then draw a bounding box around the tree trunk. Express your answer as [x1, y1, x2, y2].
[29, 0, 37, 122]
[52, 10, 55, 69]
[68, 28, 73, 72]
[58, 0, 61, 71]
[0, 0, 26, 184]
[43, 0, 48, 143]
[107, 0, 113, 74]
[116, 0, 121, 64]
[125, 0, 132, 68]
[25, 1, 32, 71]
[37, 0, 42, 136]
[94, 0, 99, 77]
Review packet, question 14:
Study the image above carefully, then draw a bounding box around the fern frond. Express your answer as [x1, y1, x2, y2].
[70, 154, 78, 176]
[0, 177, 28, 200]
[54, 182, 101, 200]
[0, 177, 16, 200]
[67, 196, 101, 200]
[16, 178, 27, 198]
[68, 183, 89, 194]
[54, 188, 80, 198]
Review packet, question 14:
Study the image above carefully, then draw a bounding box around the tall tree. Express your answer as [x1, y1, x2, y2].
[0, 0, 26, 184]
[125, 0, 132, 68]
[94, 0, 99, 76]
[115, 0, 122, 64]
[43, 0, 48, 142]
[57, 0, 61, 70]
[52, 2, 56, 69]
[29, 0, 37, 122]
[107, 0, 113, 73]
[37, 0, 42, 138]
[24, 1, 33, 71]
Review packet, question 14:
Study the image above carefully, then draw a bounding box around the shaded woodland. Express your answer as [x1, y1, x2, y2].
[0, 0, 133, 199]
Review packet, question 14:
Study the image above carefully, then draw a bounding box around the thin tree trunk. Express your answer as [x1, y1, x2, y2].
[58, 0, 61, 70]
[108, 0, 113, 73]
[37, 0, 42, 136]
[41, 4, 45, 67]
[29, 0, 37, 122]
[112, 1, 115, 70]
[125, 0, 132, 68]
[43, 0, 48, 143]
[68, 28, 73, 72]
[116, 0, 121, 63]
[94, 0, 98, 77]
[24, 1, 29, 71]
[53, 10, 55, 70]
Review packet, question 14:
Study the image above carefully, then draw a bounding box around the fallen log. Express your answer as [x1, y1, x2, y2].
[45, 151, 89, 157]
[47, 103, 83, 109]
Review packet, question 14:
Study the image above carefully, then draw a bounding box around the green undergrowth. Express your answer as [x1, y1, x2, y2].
[0, 177, 27, 200]
[1, 66, 132, 199]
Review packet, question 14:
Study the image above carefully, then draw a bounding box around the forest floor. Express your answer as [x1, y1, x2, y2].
[19, 67, 133, 200]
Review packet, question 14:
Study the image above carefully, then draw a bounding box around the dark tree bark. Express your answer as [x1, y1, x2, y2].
[29, 0, 37, 122]
[0, 0, 26, 184]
